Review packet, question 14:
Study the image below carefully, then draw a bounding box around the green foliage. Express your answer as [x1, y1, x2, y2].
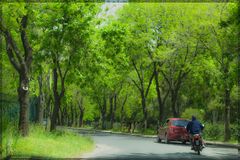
[111, 123, 122, 132]
[142, 128, 156, 135]
[1, 2, 238, 144]
[2, 121, 20, 158]
[207, 98, 224, 111]
[181, 108, 205, 122]
[204, 123, 224, 141]
[203, 123, 238, 142]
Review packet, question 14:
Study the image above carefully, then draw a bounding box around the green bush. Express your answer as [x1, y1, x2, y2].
[203, 123, 238, 142]
[142, 128, 156, 135]
[2, 118, 20, 157]
[204, 123, 224, 141]
[112, 122, 121, 132]
[181, 108, 205, 121]
[230, 124, 239, 141]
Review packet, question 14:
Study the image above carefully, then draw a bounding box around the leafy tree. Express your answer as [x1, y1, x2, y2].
[204, 3, 238, 141]
[37, 3, 99, 131]
[101, 21, 129, 128]
[118, 4, 157, 129]
[1, 3, 35, 136]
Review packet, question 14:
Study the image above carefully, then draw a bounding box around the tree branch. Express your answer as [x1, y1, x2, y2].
[4, 38, 21, 72]
[145, 70, 155, 98]
[62, 53, 73, 81]
[131, 78, 142, 92]
[132, 59, 143, 88]
[160, 70, 171, 89]
[20, 15, 32, 67]
[0, 17, 30, 73]
[163, 88, 170, 105]
[199, 38, 222, 65]
[211, 25, 224, 64]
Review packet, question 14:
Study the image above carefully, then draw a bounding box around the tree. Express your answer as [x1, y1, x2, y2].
[38, 3, 99, 131]
[1, 3, 34, 136]
[118, 4, 157, 129]
[203, 3, 239, 141]
[101, 22, 129, 128]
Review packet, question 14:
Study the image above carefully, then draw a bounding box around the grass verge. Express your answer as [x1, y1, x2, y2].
[2, 124, 94, 158]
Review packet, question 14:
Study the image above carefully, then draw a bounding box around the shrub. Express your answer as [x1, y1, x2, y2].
[112, 122, 122, 132]
[202, 123, 239, 142]
[230, 124, 239, 141]
[204, 123, 224, 141]
[181, 108, 205, 121]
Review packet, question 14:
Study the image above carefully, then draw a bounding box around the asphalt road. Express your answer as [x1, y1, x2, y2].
[80, 132, 239, 160]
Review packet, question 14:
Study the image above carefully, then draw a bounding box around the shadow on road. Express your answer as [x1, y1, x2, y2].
[155, 140, 239, 151]
[155, 140, 190, 146]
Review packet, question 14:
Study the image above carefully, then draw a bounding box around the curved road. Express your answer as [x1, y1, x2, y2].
[79, 132, 239, 160]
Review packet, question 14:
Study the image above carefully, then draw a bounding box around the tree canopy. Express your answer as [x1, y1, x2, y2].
[1, 2, 239, 142]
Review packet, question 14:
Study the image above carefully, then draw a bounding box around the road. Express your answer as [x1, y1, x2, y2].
[80, 132, 239, 160]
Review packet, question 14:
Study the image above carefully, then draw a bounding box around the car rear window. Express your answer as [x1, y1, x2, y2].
[172, 120, 188, 127]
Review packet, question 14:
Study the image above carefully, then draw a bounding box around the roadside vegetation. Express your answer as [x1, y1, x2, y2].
[2, 124, 94, 158]
[1, 2, 239, 159]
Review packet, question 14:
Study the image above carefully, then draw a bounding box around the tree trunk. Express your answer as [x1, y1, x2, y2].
[36, 75, 44, 124]
[70, 105, 74, 126]
[2, 14, 33, 136]
[120, 94, 128, 131]
[18, 73, 29, 136]
[57, 109, 61, 125]
[131, 122, 136, 133]
[110, 93, 117, 129]
[171, 90, 179, 117]
[223, 65, 231, 141]
[75, 107, 78, 127]
[154, 63, 164, 123]
[109, 95, 113, 129]
[101, 111, 106, 130]
[45, 95, 51, 131]
[120, 108, 124, 131]
[114, 93, 117, 121]
[60, 107, 65, 125]
[101, 97, 107, 130]
[79, 109, 84, 127]
[224, 87, 231, 141]
[78, 97, 84, 127]
[44, 71, 51, 130]
[127, 122, 131, 133]
[50, 68, 62, 131]
[141, 91, 147, 129]
[50, 95, 60, 131]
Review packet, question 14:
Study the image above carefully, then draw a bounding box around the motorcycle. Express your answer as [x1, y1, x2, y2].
[192, 134, 204, 155]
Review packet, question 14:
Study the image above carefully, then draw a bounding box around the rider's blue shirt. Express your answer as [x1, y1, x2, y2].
[186, 116, 204, 134]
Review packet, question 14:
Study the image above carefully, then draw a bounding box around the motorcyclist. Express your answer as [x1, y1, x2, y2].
[186, 115, 205, 149]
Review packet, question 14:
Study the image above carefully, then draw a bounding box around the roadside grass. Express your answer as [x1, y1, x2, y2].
[2, 124, 94, 158]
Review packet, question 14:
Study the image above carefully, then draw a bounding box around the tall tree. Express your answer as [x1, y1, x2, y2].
[118, 4, 157, 129]
[1, 3, 33, 136]
[204, 3, 239, 141]
[38, 3, 98, 131]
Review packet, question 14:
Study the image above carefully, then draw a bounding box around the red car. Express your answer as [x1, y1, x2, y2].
[157, 118, 189, 144]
